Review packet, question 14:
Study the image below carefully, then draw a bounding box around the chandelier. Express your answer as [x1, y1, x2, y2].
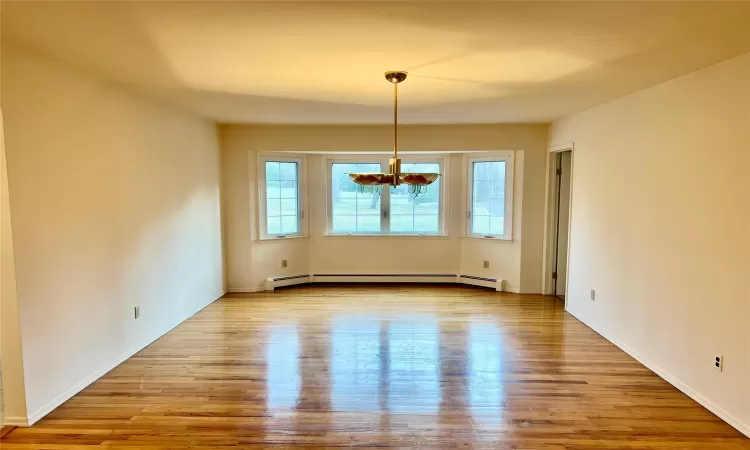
[348, 71, 440, 195]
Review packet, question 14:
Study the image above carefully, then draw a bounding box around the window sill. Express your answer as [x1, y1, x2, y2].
[258, 235, 308, 242]
[462, 235, 513, 242]
[323, 233, 450, 239]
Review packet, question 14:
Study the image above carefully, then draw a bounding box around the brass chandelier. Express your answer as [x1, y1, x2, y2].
[348, 71, 440, 195]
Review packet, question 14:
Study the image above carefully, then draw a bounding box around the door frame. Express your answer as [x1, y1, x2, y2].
[541, 143, 575, 306]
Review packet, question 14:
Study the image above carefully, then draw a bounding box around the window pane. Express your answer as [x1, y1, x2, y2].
[415, 215, 439, 232]
[357, 215, 380, 232]
[390, 214, 414, 233]
[267, 216, 282, 235]
[332, 163, 382, 233]
[265, 161, 299, 236]
[279, 162, 297, 180]
[266, 162, 280, 181]
[280, 198, 297, 215]
[280, 180, 297, 198]
[281, 215, 299, 234]
[267, 198, 281, 216]
[490, 216, 504, 235]
[389, 162, 440, 234]
[472, 215, 490, 235]
[266, 180, 281, 199]
[472, 160, 507, 236]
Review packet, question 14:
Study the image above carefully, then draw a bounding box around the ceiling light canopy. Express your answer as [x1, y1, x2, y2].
[349, 71, 440, 195]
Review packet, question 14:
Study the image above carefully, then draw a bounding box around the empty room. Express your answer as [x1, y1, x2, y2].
[0, 1, 748, 448]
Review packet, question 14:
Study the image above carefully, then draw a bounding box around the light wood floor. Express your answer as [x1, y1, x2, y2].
[3, 285, 748, 449]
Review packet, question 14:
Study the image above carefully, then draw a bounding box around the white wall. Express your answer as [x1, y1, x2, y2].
[550, 53, 750, 436]
[220, 124, 548, 293]
[1, 105, 29, 426]
[1, 43, 224, 424]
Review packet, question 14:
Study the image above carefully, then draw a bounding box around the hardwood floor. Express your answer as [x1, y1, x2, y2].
[3, 285, 748, 449]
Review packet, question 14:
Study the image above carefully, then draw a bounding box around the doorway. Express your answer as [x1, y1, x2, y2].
[542, 145, 574, 304]
[552, 151, 572, 300]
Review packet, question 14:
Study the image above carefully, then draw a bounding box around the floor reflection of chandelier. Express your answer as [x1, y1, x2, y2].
[348, 71, 440, 196]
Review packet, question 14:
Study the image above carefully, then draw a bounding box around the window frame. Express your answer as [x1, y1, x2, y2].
[258, 154, 307, 240]
[325, 154, 447, 236]
[465, 152, 514, 241]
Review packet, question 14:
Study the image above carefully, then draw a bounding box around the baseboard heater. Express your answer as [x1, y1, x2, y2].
[458, 274, 503, 291]
[266, 273, 504, 291]
[265, 274, 311, 290]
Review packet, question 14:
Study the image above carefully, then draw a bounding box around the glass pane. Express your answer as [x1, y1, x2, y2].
[266, 180, 281, 199]
[265, 161, 299, 236]
[267, 198, 281, 217]
[473, 161, 492, 181]
[489, 197, 505, 216]
[390, 214, 414, 233]
[472, 215, 490, 235]
[280, 198, 297, 215]
[332, 162, 382, 233]
[491, 161, 505, 180]
[267, 216, 282, 235]
[332, 214, 357, 232]
[280, 180, 297, 198]
[415, 215, 439, 233]
[389, 162, 440, 233]
[266, 162, 280, 181]
[472, 160, 507, 236]
[279, 162, 297, 180]
[357, 215, 380, 233]
[281, 215, 299, 234]
[490, 216, 504, 235]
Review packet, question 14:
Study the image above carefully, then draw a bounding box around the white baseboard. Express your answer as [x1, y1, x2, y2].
[228, 276, 532, 294]
[567, 307, 750, 438]
[3, 416, 29, 426]
[226, 287, 265, 293]
[25, 293, 224, 426]
[312, 274, 458, 284]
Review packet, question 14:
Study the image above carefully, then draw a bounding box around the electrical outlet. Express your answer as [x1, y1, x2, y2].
[281, 259, 288, 269]
[714, 355, 723, 372]
[590, 289, 596, 301]
[134, 306, 140, 320]
[483, 260, 490, 269]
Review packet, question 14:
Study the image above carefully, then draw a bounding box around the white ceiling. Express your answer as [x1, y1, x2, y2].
[3, 1, 749, 124]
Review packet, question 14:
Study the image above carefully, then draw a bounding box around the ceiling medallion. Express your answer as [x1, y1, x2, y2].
[349, 71, 440, 196]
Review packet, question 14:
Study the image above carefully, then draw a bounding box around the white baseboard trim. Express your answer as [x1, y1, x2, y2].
[312, 274, 458, 284]
[25, 293, 224, 426]
[226, 287, 265, 293]
[229, 276, 529, 293]
[567, 307, 750, 438]
[3, 416, 29, 427]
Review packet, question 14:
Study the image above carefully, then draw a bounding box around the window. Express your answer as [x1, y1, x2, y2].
[328, 158, 444, 235]
[331, 162, 383, 233]
[259, 155, 305, 239]
[466, 153, 513, 240]
[389, 162, 441, 233]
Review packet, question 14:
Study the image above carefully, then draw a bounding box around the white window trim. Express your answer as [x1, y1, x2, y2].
[465, 152, 514, 241]
[258, 153, 308, 240]
[324, 154, 448, 236]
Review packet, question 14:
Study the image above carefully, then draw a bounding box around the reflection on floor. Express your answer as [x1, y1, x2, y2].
[3, 285, 747, 449]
